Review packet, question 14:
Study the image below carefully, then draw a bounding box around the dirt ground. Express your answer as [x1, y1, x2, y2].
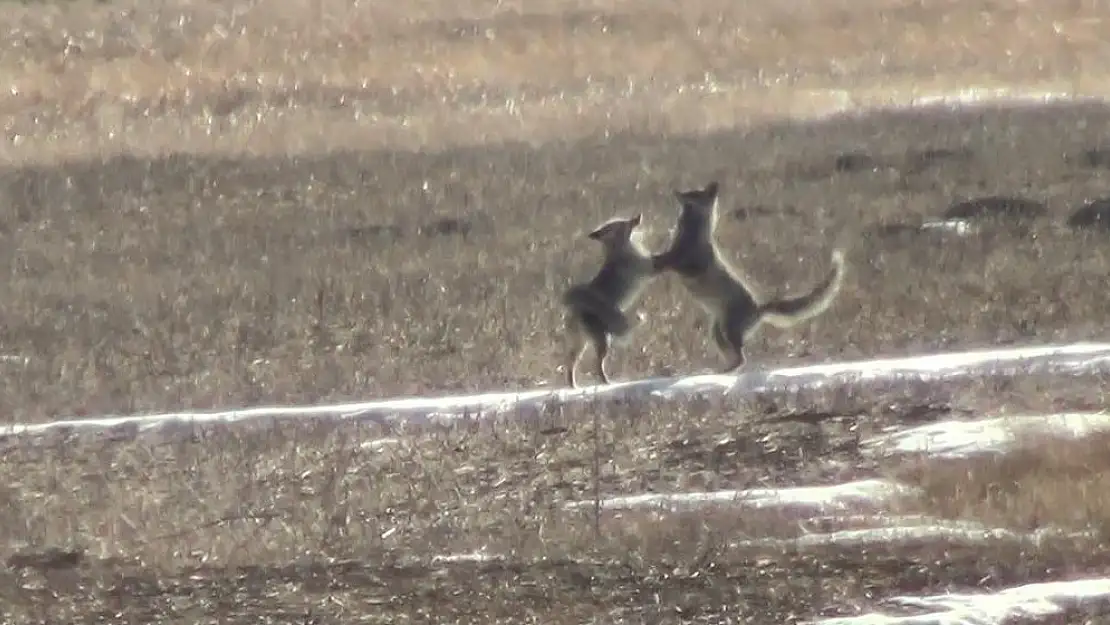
[3, 0, 1110, 623]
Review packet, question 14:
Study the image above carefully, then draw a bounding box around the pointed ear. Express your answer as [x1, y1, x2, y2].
[630, 213, 642, 227]
[673, 189, 684, 202]
[705, 181, 720, 197]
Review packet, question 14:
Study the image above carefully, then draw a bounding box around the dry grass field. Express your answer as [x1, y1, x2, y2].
[3, 0, 1110, 622]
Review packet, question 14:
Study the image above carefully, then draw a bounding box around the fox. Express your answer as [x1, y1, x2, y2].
[561, 214, 663, 388]
[651, 181, 846, 373]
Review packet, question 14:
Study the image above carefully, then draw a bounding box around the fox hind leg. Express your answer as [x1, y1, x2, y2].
[611, 310, 647, 348]
[564, 315, 588, 388]
[708, 319, 741, 373]
[721, 347, 746, 374]
[594, 339, 612, 385]
[580, 314, 613, 385]
[710, 319, 729, 356]
[718, 313, 752, 374]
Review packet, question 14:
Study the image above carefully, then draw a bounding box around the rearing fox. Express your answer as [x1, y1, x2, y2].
[652, 181, 846, 373]
[561, 214, 663, 388]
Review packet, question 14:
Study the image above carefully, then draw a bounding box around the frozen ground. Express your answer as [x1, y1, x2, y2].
[6, 341, 1110, 623]
[3, 0, 1109, 617]
[5, 342, 1110, 440]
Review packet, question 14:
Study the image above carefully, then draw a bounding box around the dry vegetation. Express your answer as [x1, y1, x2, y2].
[5, 372, 1110, 623]
[900, 428, 1110, 536]
[3, 0, 1110, 622]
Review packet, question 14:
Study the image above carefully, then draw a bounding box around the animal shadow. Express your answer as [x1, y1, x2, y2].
[341, 224, 406, 243]
[731, 204, 804, 221]
[1067, 197, 1110, 231]
[833, 152, 879, 174]
[419, 217, 474, 238]
[790, 146, 973, 182]
[784, 151, 881, 181]
[943, 196, 1046, 224]
[1071, 148, 1110, 170]
[904, 147, 974, 173]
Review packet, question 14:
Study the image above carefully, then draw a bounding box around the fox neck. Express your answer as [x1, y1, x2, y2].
[677, 204, 718, 247]
[706, 199, 721, 237]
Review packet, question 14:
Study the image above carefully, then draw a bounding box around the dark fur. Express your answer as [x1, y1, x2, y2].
[562, 215, 662, 388]
[562, 285, 633, 337]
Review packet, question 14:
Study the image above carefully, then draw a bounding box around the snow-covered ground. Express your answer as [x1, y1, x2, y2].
[7, 340, 1110, 624]
[4, 342, 1110, 441]
[810, 578, 1110, 625]
[864, 412, 1110, 459]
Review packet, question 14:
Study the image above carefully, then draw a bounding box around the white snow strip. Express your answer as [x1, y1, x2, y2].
[758, 84, 1104, 126]
[800, 515, 993, 533]
[566, 479, 915, 515]
[909, 88, 1081, 108]
[647, 342, 1110, 400]
[431, 550, 501, 564]
[735, 524, 1088, 551]
[809, 577, 1110, 625]
[4, 342, 1110, 444]
[920, 219, 974, 236]
[864, 412, 1110, 459]
[360, 437, 402, 451]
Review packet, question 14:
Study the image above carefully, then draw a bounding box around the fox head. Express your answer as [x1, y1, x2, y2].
[672, 181, 721, 236]
[587, 214, 643, 252]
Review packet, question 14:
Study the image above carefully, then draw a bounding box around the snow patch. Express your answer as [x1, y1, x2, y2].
[647, 342, 1110, 400]
[864, 412, 1110, 459]
[431, 550, 501, 564]
[567, 479, 915, 515]
[360, 437, 402, 451]
[735, 523, 1088, 551]
[810, 577, 1110, 625]
[920, 219, 974, 236]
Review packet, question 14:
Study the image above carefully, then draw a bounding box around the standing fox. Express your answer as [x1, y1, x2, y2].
[561, 214, 662, 388]
[652, 181, 846, 373]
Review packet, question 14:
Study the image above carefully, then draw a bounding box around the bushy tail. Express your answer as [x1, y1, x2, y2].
[760, 249, 846, 329]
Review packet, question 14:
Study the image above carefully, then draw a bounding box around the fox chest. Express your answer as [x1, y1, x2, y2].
[591, 262, 651, 305]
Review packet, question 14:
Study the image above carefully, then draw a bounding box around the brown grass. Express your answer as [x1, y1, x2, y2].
[897, 428, 1110, 535]
[4, 0, 1110, 622]
[5, 372, 1110, 622]
[6, 103, 1110, 423]
[1, 0, 1108, 160]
